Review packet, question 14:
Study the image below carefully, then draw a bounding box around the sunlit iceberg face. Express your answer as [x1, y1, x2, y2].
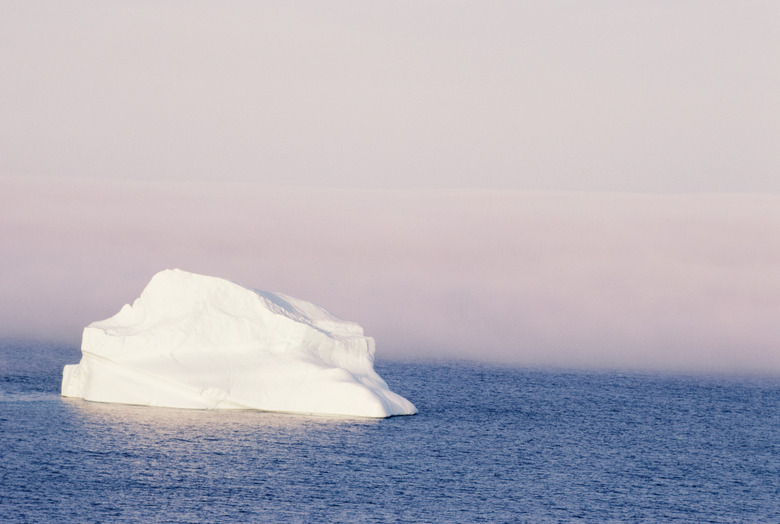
[62, 269, 417, 418]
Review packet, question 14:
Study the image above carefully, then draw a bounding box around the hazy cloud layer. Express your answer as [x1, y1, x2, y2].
[1, 1, 778, 192]
[3, 175, 780, 375]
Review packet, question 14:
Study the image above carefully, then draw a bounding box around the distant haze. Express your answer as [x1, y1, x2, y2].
[1, 1, 778, 192]
[3, 175, 780, 375]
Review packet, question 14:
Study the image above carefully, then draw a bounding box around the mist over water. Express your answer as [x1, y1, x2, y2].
[2, 176, 780, 375]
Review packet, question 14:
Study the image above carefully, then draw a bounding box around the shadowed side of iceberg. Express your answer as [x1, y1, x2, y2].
[61, 269, 417, 418]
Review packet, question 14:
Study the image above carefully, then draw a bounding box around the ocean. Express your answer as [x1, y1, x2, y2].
[1, 341, 779, 522]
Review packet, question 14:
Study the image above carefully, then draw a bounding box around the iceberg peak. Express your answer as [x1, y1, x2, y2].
[61, 269, 417, 417]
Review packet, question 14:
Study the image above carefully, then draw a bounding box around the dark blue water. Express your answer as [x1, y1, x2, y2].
[1, 341, 779, 522]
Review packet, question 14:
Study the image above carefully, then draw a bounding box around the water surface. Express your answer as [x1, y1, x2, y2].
[1, 341, 779, 522]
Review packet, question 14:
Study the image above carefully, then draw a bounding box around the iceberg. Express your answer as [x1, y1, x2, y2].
[61, 269, 417, 418]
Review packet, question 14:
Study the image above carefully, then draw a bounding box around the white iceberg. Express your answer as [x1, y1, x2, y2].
[61, 269, 417, 418]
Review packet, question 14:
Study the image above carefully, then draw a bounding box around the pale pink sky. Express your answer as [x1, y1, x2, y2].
[1, 1, 778, 192]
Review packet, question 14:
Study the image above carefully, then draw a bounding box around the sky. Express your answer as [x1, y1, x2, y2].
[2, 1, 778, 192]
[2, 2, 780, 375]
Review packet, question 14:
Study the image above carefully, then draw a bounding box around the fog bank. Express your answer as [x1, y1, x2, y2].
[3, 175, 780, 374]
